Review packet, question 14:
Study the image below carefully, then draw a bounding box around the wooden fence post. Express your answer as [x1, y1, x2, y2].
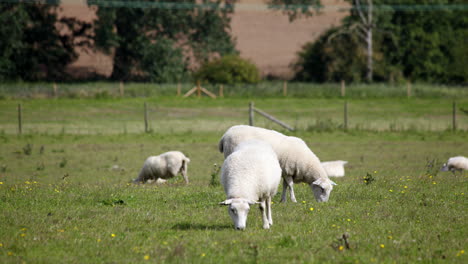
[219, 85, 224, 98]
[344, 101, 348, 131]
[119, 81, 124, 97]
[341, 80, 346, 97]
[18, 103, 22, 135]
[249, 102, 254, 126]
[196, 80, 201, 98]
[452, 101, 457, 131]
[53, 82, 58, 98]
[144, 102, 149, 133]
[407, 81, 412, 98]
[283, 81, 288, 96]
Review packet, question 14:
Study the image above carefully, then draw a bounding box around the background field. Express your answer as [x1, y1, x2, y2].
[0, 84, 467, 263]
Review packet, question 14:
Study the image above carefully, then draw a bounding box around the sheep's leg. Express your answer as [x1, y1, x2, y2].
[280, 178, 289, 202]
[281, 176, 297, 203]
[180, 162, 189, 184]
[259, 200, 270, 229]
[266, 196, 273, 226]
[181, 169, 189, 184]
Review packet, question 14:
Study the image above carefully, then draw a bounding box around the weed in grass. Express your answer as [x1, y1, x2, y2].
[23, 143, 32, 155]
[99, 198, 126, 207]
[39, 145, 44, 155]
[424, 158, 439, 178]
[36, 162, 45, 171]
[52, 148, 65, 153]
[363, 172, 375, 185]
[209, 163, 221, 187]
[307, 119, 341, 132]
[59, 157, 67, 168]
[332, 233, 351, 251]
[0, 164, 6, 172]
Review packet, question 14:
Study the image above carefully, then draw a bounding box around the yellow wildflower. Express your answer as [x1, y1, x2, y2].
[380, 244, 385, 248]
[338, 245, 344, 251]
[309, 207, 314, 211]
[201, 253, 206, 257]
[111, 233, 116, 238]
[144, 255, 150, 260]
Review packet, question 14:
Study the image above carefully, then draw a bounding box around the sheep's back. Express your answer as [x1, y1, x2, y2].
[221, 141, 281, 200]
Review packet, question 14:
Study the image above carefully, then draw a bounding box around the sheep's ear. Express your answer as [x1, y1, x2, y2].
[330, 180, 337, 186]
[247, 200, 259, 205]
[312, 178, 325, 187]
[219, 199, 233, 206]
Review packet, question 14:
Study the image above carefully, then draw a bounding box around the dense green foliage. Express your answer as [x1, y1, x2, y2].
[90, 0, 237, 82]
[193, 55, 261, 84]
[292, 0, 468, 84]
[0, 2, 91, 81]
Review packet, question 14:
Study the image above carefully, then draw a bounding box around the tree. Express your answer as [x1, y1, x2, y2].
[287, 0, 468, 84]
[89, 0, 238, 82]
[0, 2, 92, 81]
[381, 0, 468, 83]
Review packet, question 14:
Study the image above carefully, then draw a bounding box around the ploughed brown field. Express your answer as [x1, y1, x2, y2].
[60, 0, 347, 79]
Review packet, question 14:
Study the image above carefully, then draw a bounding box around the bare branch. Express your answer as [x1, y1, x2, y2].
[354, 0, 369, 25]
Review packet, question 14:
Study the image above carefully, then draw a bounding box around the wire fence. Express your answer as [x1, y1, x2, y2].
[2, 97, 467, 136]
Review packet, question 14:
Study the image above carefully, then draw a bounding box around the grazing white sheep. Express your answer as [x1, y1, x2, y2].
[219, 125, 336, 203]
[219, 140, 281, 230]
[134, 151, 190, 184]
[321, 160, 348, 177]
[441, 156, 468, 174]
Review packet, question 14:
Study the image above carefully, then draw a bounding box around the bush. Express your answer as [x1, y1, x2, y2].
[194, 55, 261, 84]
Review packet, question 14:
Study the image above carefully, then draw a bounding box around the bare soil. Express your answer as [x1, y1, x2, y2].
[60, 0, 348, 79]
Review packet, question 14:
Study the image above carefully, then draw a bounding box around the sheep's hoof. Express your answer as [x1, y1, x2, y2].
[263, 224, 270, 229]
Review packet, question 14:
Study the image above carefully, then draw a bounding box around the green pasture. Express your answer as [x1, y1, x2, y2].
[0, 89, 467, 263]
[0, 132, 467, 263]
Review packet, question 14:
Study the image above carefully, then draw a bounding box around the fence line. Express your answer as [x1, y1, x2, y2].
[10, 101, 465, 135]
[249, 102, 295, 131]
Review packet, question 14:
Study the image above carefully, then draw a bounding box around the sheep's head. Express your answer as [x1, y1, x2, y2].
[219, 198, 257, 230]
[311, 178, 337, 202]
[440, 163, 450, 172]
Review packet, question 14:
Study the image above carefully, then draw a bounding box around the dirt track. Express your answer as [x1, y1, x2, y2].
[61, 0, 347, 79]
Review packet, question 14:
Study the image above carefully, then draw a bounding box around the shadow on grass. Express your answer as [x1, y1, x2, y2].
[172, 222, 232, 231]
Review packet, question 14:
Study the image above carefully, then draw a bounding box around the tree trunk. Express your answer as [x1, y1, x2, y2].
[366, 28, 373, 82]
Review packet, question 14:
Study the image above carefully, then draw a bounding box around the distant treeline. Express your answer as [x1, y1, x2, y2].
[0, 0, 467, 84]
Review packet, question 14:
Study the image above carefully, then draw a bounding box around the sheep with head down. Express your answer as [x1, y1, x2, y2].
[134, 151, 190, 184]
[219, 139, 281, 230]
[219, 125, 336, 203]
[441, 156, 468, 175]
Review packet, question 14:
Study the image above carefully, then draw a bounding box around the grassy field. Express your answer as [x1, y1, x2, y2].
[0, 92, 467, 263]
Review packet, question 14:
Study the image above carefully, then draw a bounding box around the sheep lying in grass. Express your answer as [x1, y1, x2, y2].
[219, 125, 336, 203]
[321, 160, 348, 177]
[441, 156, 468, 175]
[133, 151, 190, 184]
[219, 140, 281, 230]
